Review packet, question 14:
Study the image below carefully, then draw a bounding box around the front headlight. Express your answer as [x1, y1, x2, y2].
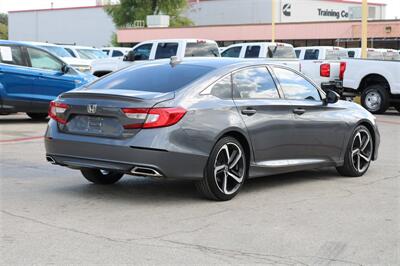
[72, 65, 91, 73]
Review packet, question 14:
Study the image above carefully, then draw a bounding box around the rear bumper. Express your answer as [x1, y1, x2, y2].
[44, 122, 208, 180]
[321, 80, 343, 92]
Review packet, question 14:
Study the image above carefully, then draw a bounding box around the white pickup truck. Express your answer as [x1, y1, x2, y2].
[220, 42, 300, 71]
[342, 59, 400, 114]
[294, 46, 347, 93]
[91, 39, 219, 77]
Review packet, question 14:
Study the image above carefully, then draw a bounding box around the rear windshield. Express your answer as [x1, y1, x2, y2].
[88, 63, 214, 93]
[185, 42, 219, 57]
[267, 46, 296, 59]
[325, 49, 348, 60]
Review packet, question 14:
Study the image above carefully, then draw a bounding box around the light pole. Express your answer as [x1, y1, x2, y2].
[361, 0, 368, 59]
[271, 0, 276, 42]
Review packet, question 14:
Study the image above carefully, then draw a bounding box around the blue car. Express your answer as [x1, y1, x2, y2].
[0, 40, 96, 120]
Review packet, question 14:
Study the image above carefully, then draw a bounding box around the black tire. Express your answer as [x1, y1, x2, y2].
[361, 85, 390, 114]
[196, 136, 247, 201]
[26, 112, 48, 120]
[393, 103, 400, 113]
[80, 168, 123, 185]
[336, 125, 373, 177]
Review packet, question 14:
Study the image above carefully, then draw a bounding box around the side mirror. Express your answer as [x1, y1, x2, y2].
[61, 64, 70, 74]
[123, 50, 136, 62]
[325, 90, 340, 104]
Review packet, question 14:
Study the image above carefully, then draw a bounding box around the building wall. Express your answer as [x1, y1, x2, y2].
[9, 6, 115, 47]
[185, 0, 386, 25]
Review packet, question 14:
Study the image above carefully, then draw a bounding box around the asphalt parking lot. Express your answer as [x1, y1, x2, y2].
[1, 111, 399, 265]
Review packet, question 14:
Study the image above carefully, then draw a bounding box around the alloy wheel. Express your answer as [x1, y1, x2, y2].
[214, 142, 246, 195]
[351, 128, 373, 173]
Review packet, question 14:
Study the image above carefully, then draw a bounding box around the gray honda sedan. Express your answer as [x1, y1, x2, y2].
[45, 58, 379, 201]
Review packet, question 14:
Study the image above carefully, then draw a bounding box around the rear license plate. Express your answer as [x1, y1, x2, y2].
[65, 115, 123, 137]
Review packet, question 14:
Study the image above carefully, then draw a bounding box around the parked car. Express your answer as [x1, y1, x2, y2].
[0, 40, 96, 119]
[294, 46, 348, 93]
[220, 42, 300, 71]
[342, 58, 400, 113]
[24, 42, 92, 73]
[62, 45, 107, 60]
[346, 48, 384, 60]
[45, 58, 379, 201]
[91, 39, 220, 77]
[101, 47, 131, 58]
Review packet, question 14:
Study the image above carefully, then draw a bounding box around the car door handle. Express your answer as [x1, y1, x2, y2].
[241, 108, 257, 116]
[293, 108, 306, 115]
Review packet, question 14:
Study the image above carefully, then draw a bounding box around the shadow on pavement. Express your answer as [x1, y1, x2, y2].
[51, 168, 341, 204]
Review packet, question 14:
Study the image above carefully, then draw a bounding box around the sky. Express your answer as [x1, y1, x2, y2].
[0, 0, 399, 19]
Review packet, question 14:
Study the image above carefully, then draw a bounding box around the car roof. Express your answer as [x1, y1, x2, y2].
[62, 45, 99, 50]
[295, 46, 345, 50]
[0, 40, 57, 47]
[227, 42, 293, 47]
[138, 57, 286, 70]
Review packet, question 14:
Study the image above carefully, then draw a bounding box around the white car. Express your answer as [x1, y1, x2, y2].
[101, 47, 131, 58]
[91, 39, 220, 77]
[22, 42, 92, 73]
[62, 45, 107, 60]
[220, 42, 300, 71]
[343, 58, 400, 113]
[295, 46, 348, 92]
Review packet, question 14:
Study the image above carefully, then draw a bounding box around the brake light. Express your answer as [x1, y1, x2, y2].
[320, 63, 330, 77]
[122, 107, 186, 129]
[48, 101, 69, 124]
[339, 62, 346, 80]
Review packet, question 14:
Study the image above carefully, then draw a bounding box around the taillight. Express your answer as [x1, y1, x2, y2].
[48, 101, 69, 124]
[122, 107, 186, 129]
[339, 62, 346, 80]
[320, 63, 330, 77]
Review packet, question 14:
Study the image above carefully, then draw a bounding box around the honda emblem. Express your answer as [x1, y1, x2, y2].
[87, 104, 97, 114]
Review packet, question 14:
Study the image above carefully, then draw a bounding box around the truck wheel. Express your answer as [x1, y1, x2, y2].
[27, 113, 48, 120]
[394, 104, 400, 113]
[361, 85, 389, 114]
[81, 168, 123, 185]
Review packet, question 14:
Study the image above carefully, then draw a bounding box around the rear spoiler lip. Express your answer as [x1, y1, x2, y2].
[60, 91, 175, 102]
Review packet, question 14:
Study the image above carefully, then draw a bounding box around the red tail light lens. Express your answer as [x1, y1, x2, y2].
[122, 107, 187, 129]
[339, 62, 346, 80]
[48, 101, 69, 124]
[320, 63, 330, 77]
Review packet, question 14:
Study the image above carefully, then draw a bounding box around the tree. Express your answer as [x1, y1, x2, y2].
[0, 13, 8, 40]
[105, 0, 193, 28]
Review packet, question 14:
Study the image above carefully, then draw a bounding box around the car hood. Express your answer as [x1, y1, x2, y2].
[62, 57, 92, 66]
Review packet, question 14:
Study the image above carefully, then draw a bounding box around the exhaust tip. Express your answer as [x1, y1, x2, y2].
[46, 156, 56, 164]
[131, 166, 162, 178]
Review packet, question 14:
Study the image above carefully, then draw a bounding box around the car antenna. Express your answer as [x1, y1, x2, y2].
[170, 56, 181, 67]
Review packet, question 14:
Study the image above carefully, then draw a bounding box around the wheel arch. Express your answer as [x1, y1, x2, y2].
[358, 73, 390, 93]
[215, 128, 253, 166]
[356, 120, 377, 160]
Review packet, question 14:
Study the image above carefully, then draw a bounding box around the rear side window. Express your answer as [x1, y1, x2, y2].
[0, 45, 25, 66]
[244, 46, 260, 58]
[273, 67, 321, 101]
[221, 47, 241, 58]
[185, 42, 219, 57]
[304, 49, 319, 60]
[112, 50, 124, 57]
[209, 75, 232, 99]
[295, 50, 301, 58]
[88, 63, 214, 93]
[133, 44, 152, 60]
[267, 46, 296, 59]
[233, 67, 280, 99]
[155, 42, 178, 59]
